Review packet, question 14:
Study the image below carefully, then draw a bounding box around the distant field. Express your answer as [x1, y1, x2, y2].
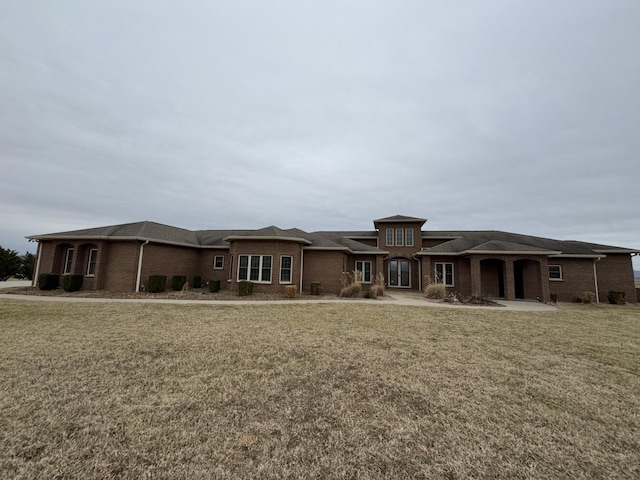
[1, 300, 639, 479]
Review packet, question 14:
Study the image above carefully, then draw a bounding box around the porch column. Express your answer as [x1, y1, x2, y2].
[539, 257, 550, 302]
[505, 259, 515, 300]
[422, 257, 431, 290]
[470, 256, 481, 295]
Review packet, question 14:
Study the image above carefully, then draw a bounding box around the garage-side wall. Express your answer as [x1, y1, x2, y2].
[140, 243, 199, 290]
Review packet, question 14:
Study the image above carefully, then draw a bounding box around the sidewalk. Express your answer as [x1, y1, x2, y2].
[0, 285, 557, 312]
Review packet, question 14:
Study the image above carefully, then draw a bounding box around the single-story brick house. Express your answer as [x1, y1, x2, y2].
[27, 215, 638, 303]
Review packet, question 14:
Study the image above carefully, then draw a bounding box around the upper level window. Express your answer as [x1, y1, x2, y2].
[549, 265, 563, 280]
[280, 256, 293, 283]
[435, 262, 454, 287]
[405, 228, 413, 246]
[355, 260, 372, 283]
[214, 255, 224, 269]
[395, 228, 404, 246]
[86, 249, 97, 276]
[63, 248, 74, 274]
[386, 228, 394, 246]
[238, 255, 272, 283]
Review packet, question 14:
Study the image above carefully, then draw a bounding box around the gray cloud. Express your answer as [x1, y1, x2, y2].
[1, 1, 639, 269]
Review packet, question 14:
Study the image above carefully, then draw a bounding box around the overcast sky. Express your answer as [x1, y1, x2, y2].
[1, 1, 639, 269]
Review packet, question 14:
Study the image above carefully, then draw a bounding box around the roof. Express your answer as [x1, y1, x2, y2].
[28, 220, 638, 257]
[373, 215, 427, 227]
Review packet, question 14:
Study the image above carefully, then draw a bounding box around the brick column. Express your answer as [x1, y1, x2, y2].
[470, 256, 481, 295]
[539, 257, 550, 302]
[505, 260, 515, 300]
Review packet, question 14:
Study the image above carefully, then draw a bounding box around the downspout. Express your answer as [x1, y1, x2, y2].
[136, 240, 149, 292]
[593, 257, 602, 304]
[32, 241, 42, 288]
[299, 247, 304, 293]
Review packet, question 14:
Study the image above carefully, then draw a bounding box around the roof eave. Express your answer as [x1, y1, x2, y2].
[223, 235, 312, 245]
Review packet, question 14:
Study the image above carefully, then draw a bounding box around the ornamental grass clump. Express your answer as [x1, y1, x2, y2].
[424, 277, 446, 299]
[340, 270, 362, 298]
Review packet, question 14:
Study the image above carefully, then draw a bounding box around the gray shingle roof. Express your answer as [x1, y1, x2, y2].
[28, 221, 637, 257]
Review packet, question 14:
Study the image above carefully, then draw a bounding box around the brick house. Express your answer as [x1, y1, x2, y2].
[27, 215, 638, 303]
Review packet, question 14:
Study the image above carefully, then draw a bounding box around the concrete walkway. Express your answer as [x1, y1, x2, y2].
[0, 283, 557, 312]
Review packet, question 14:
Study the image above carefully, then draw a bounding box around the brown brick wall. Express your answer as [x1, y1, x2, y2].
[228, 240, 304, 295]
[140, 243, 200, 291]
[548, 258, 597, 302]
[103, 242, 141, 291]
[197, 249, 231, 290]
[302, 250, 347, 295]
[594, 254, 636, 303]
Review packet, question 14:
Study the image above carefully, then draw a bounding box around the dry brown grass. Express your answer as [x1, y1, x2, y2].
[1, 300, 639, 479]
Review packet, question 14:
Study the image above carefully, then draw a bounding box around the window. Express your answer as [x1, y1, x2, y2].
[86, 249, 98, 276]
[386, 228, 394, 246]
[214, 255, 224, 269]
[435, 262, 454, 287]
[549, 265, 563, 280]
[280, 256, 293, 283]
[355, 260, 372, 283]
[396, 228, 404, 246]
[238, 255, 272, 283]
[63, 248, 74, 274]
[405, 228, 413, 246]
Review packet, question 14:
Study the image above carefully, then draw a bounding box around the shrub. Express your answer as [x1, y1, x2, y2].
[193, 276, 202, 289]
[148, 275, 167, 293]
[608, 291, 626, 305]
[466, 293, 492, 305]
[238, 281, 253, 296]
[172, 275, 187, 291]
[62, 274, 83, 292]
[572, 291, 597, 304]
[310, 282, 321, 296]
[550, 293, 557, 303]
[38, 273, 59, 291]
[284, 285, 297, 298]
[209, 280, 221, 293]
[424, 283, 446, 299]
[363, 289, 377, 299]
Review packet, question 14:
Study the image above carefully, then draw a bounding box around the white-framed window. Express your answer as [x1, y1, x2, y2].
[549, 265, 563, 280]
[435, 262, 454, 287]
[396, 228, 404, 246]
[386, 228, 394, 246]
[238, 255, 272, 283]
[355, 260, 372, 283]
[405, 228, 414, 246]
[86, 249, 98, 276]
[214, 255, 224, 269]
[63, 248, 74, 274]
[280, 256, 293, 284]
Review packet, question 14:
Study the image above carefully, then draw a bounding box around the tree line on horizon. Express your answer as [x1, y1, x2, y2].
[0, 246, 35, 281]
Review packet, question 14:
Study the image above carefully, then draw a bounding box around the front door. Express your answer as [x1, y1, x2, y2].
[389, 259, 411, 287]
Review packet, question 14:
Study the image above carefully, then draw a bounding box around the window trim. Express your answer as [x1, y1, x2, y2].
[238, 254, 273, 283]
[386, 228, 394, 246]
[395, 228, 404, 246]
[355, 260, 372, 283]
[405, 228, 414, 247]
[435, 262, 454, 287]
[63, 248, 74, 275]
[549, 264, 563, 281]
[213, 255, 224, 269]
[279, 255, 293, 284]
[86, 248, 98, 277]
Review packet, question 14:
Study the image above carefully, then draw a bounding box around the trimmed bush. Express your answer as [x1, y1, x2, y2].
[172, 275, 187, 291]
[148, 275, 167, 293]
[38, 273, 59, 291]
[209, 280, 221, 293]
[310, 282, 321, 296]
[62, 274, 83, 292]
[608, 291, 626, 305]
[193, 276, 202, 289]
[285, 285, 297, 298]
[238, 281, 253, 296]
[550, 293, 557, 303]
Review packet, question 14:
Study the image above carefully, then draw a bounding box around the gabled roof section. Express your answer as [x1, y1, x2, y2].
[462, 240, 561, 255]
[310, 231, 388, 254]
[28, 221, 201, 247]
[374, 215, 427, 228]
[223, 226, 312, 245]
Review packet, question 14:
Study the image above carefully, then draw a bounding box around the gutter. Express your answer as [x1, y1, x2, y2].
[135, 240, 149, 292]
